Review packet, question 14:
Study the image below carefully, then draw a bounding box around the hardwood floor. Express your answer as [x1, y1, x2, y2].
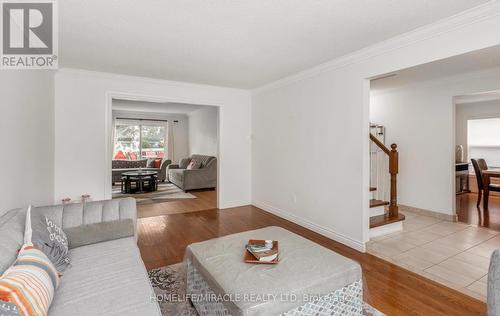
[457, 192, 500, 231]
[137, 205, 487, 315]
[137, 189, 217, 218]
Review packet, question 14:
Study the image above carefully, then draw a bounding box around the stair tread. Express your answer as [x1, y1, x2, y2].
[370, 213, 405, 228]
[370, 199, 389, 208]
[369, 187, 377, 192]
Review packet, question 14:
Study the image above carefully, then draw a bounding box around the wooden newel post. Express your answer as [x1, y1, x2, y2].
[389, 143, 398, 218]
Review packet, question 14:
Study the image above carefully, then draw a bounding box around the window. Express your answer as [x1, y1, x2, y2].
[141, 125, 166, 159]
[113, 120, 167, 160]
[468, 118, 500, 168]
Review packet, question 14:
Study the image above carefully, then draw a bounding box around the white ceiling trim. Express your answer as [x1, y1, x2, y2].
[370, 65, 500, 97]
[253, 1, 500, 95]
[454, 90, 500, 104]
[56, 68, 249, 94]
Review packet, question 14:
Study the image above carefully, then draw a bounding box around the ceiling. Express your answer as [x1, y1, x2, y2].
[112, 99, 211, 114]
[60, 0, 489, 89]
[371, 44, 500, 91]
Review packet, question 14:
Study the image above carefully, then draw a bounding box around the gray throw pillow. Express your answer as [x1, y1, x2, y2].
[146, 158, 156, 168]
[24, 206, 70, 272]
[0, 301, 20, 316]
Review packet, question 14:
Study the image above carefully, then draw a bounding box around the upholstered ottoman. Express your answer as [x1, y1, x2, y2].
[184, 226, 362, 316]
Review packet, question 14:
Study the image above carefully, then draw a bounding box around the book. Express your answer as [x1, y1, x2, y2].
[244, 239, 279, 264]
[247, 248, 278, 262]
[246, 243, 272, 253]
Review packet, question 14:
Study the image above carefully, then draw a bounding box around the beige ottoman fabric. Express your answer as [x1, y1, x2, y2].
[185, 226, 362, 316]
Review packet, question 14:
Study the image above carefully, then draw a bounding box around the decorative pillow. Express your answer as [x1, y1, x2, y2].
[146, 158, 156, 168]
[0, 301, 20, 315]
[153, 158, 162, 168]
[186, 160, 201, 170]
[24, 206, 70, 272]
[0, 244, 60, 316]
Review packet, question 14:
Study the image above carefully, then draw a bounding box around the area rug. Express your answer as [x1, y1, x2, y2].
[112, 182, 196, 204]
[148, 263, 385, 316]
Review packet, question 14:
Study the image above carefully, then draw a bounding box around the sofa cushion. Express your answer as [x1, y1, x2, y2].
[65, 219, 134, 249]
[0, 208, 26, 275]
[49, 237, 160, 316]
[179, 158, 191, 169]
[112, 159, 147, 169]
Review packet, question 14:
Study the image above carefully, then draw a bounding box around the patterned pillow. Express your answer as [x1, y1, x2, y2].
[0, 301, 20, 316]
[186, 160, 201, 170]
[0, 244, 60, 316]
[146, 158, 156, 168]
[24, 206, 70, 273]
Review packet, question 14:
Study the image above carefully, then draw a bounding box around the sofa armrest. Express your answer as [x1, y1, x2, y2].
[488, 249, 500, 315]
[33, 198, 138, 246]
[168, 164, 180, 169]
[160, 159, 172, 170]
[158, 159, 172, 181]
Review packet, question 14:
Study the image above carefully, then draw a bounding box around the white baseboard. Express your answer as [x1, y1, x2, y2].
[219, 200, 251, 209]
[252, 200, 366, 252]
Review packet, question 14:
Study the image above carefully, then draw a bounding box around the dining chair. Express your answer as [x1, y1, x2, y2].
[471, 158, 500, 208]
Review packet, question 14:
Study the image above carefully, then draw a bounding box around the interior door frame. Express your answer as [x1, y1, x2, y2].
[104, 91, 221, 208]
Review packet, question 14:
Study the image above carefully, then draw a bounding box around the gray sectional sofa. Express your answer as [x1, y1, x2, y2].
[167, 154, 217, 191]
[112, 159, 171, 183]
[0, 198, 161, 316]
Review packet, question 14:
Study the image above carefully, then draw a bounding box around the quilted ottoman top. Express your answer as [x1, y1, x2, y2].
[186, 226, 361, 315]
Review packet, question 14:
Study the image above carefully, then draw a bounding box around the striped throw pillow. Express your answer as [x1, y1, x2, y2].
[0, 244, 60, 316]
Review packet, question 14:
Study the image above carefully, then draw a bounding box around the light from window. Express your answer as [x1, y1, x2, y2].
[468, 118, 500, 168]
[113, 121, 167, 160]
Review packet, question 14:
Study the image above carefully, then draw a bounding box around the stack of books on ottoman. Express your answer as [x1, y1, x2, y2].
[244, 239, 279, 264]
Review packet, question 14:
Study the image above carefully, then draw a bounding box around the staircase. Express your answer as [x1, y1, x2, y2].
[369, 125, 405, 238]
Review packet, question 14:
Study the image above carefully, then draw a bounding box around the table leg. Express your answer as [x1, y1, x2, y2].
[139, 176, 143, 192]
[484, 174, 490, 210]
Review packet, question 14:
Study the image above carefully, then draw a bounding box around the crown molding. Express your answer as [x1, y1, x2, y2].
[253, 1, 500, 95]
[56, 68, 249, 94]
[454, 90, 500, 104]
[370, 65, 500, 97]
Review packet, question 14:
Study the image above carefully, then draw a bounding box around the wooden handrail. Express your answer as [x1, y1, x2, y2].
[370, 133, 390, 155]
[370, 133, 399, 218]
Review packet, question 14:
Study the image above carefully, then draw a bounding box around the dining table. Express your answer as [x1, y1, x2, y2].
[482, 169, 500, 209]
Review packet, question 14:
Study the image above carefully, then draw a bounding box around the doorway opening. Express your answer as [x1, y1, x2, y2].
[365, 44, 500, 302]
[455, 94, 500, 229]
[109, 98, 219, 218]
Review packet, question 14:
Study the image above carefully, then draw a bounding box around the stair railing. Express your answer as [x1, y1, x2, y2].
[369, 133, 399, 218]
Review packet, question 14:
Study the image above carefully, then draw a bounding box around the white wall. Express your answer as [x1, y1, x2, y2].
[54, 69, 251, 208]
[112, 109, 189, 163]
[0, 71, 54, 213]
[252, 3, 500, 250]
[456, 99, 500, 162]
[371, 69, 500, 215]
[188, 107, 218, 157]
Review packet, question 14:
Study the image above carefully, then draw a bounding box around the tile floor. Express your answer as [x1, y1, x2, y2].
[367, 210, 499, 302]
